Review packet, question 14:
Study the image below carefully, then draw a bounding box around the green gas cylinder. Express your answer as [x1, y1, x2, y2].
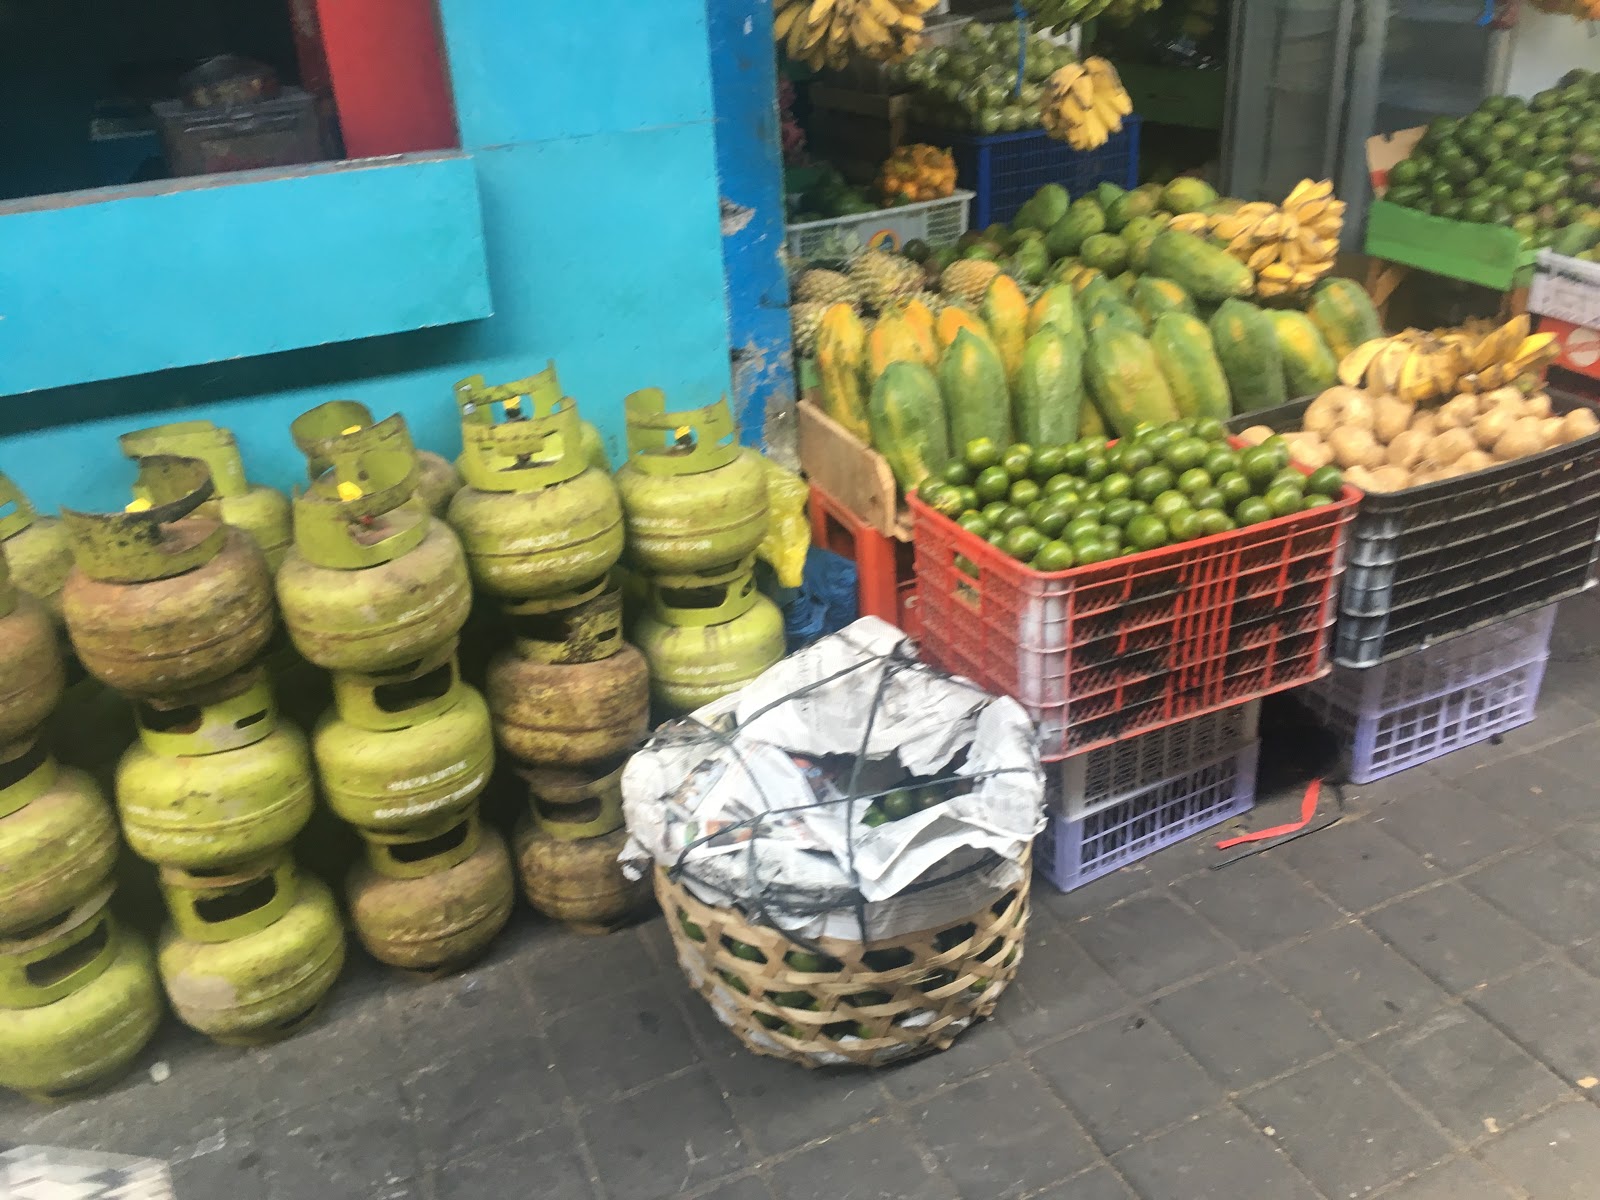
[290, 400, 463, 519]
[0, 473, 74, 622]
[633, 569, 786, 715]
[0, 748, 120, 937]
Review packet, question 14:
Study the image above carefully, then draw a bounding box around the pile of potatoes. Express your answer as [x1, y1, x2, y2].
[1239, 385, 1600, 493]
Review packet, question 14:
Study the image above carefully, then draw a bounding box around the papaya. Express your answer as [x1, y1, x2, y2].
[934, 307, 995, 353]
[1076, 274, 1122, 315]
[939, 328, 1012, 450]
[1306, 278, 1382, 362]
[1079, 401, 1107, 439]
[1045, 198, 1106, 259]
[1085, 327, 1181, 437]
[1150, 313, 1232, 423]
[1265, 310, 1339, 397]
[869, 361, 950, 492]
[897, 299, 940, 366]
[1161, 178, 1218, 214]
[1209, 299, 1286, 415]
[866, 312, 927, 379]
[1014, 328, 1085, 447]
[981, 274, 1031, 387]
[1015, 183, 1070, 233]
[1146, 229, 1255, 302]
[1028, 285, 1082, 344]
[1080, 233, 1129, 276]
[815, 303, 871, 440]
[1070, 266, 1106, 297]
[1131, 277, 1196, 328]
[1084, 300, 1147, 339]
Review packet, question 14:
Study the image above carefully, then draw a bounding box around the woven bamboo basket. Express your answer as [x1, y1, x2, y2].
[655, 853, 1031, 1068]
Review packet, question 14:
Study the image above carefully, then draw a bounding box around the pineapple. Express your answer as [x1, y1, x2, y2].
[940, 259, 1002, 306]
[794, 268, 862, 308]
[847, 249, 925, 313]
[789, 301, 828, 356]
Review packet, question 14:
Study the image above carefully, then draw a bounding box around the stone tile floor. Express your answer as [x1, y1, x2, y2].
[3, 593, 1599, 1200]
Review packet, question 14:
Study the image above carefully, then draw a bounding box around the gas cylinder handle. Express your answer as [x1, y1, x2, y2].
[0, 473, 41, 539]
[623, 389, 741, 476]
[0, 742, 58, 820]
[454, 366, 587, 493]
[134, 668, 279, 758]
[293, 446, 428, 570]
[160, 856, 299, 943]
[649, 565, 761, 628]
[61, 456, 226, 583]
[291, 401, 424, 493]
[0, 887, 118, 1009]
[120, 422, 250, 499]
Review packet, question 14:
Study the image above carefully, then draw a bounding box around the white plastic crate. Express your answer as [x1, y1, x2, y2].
[1052, 701, 1261, 822]
[786, 190, 974, 260]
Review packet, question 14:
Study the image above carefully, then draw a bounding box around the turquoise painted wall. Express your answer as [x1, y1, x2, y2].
[0, 0, 734, 514]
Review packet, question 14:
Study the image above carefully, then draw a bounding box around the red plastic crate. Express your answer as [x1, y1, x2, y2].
[809, 483, 918, 635]
[910, 479, 1357, 760]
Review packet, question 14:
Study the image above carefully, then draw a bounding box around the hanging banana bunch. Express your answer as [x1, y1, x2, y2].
[774, 0, 942, 71]
[1040, 58, 1131, 152]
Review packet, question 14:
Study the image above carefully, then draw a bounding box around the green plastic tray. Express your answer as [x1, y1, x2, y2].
[1364, 200, 1536, 292]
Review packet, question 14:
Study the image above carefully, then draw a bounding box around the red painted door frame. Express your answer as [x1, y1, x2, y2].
[291, 0, 458, 159]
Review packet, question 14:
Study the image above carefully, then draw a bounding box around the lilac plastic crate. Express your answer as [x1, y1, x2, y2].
[1301, 605, 1557, 784]
[1038, 742, 1259, 892]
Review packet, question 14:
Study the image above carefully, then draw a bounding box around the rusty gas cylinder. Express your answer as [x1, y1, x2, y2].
[486, 643, 649, 767]
[346, 824, 514, 975]
[157, 861, 345, 1046]
[0, 745, 120, 937]
[275, 446, 472, 672]
[60, 456, 274, 697]
[523, 760, 626, 841]
[290, 400, 463, 519]
[501, 579, 625, 665]
[360, 805, 483, 880]
[0, 473, 74, 622]
[0, 552, 65, 746]
[312, 643, 493, 833]
[513, 820, 648, 934]
[114, 669, 315, 869]
[446, 368, 625, 601]
[120, 421, 292, 571]
[0, 923, 162, 1103]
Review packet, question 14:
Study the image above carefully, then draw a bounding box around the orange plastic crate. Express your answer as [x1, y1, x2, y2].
[910, 478, 1357, 759]
[809, 483, 918, 637]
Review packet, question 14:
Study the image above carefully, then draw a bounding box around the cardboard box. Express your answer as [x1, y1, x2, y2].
[1536, 315, 1600, 382]
[1365, 126, 1425, 198]
[1531, 250, 1600, 330]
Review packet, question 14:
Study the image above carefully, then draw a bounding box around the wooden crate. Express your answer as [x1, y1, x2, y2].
[796, 398, 909, 542]
[806, 87, 911, 186]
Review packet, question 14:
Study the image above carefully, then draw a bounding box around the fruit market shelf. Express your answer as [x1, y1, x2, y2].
[910, 480, 1356, 761]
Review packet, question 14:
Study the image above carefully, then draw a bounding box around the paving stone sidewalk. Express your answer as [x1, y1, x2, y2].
[3, 594, 1599, 1200]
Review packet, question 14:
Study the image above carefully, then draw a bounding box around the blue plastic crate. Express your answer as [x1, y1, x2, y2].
[945, 116, 1142, 230]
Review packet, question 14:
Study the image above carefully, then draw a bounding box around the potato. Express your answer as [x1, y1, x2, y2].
[1472, 405, 1515, 450]
[1283, 432, 1334, 470]
[1238, 425, 1275, 447]
[1427, 427, 1478, 466]
[1524, 392, 1552, 419]
[1480, 386, 1523, 413]
[1561, 407, 1600, 442]
[1347, 465, 1410, 492]
[1452, 450, 1494, 475]
[1371, 395, 1414, 444]
[1304, 387, 1374, 436]
[1386, 429, 1430, 470]
[1327, 427, 1384, 470]
[1436, 394, 1480, 430]
[1409, 410, 1438, 439]
[1493, 416, 1548, 461]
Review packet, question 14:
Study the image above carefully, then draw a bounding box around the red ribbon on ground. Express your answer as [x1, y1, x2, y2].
[1216, 779, 1322, 850]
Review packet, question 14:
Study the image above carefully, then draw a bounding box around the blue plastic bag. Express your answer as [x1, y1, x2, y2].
[783, 547, 858, 651]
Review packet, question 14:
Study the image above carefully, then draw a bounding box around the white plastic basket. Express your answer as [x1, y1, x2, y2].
[786, 190, 974, 261]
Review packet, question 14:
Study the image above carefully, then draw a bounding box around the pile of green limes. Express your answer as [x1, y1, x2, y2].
[917, 418, 1343, 570]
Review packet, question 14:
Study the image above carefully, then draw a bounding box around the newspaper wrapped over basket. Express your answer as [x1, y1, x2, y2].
[621, 617, 1045, 1067]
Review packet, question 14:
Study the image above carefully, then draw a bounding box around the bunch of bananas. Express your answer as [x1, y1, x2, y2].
[1025, 0, 1162, 34]
[773, 0, 940, 70]
[1040, 58, 1132, 152]
[1338, 315, 1560, 403]
[1171, 180, 1345, 298]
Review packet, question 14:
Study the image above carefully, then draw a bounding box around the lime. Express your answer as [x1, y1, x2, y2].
[1203, 451, 1240, 483]
[975, 466, 1011, 503]
[1196, 508, 1235, 536]
[955, 554, 978, 578]
[1100, 472, 1134, 501]
[1035, 507, 1071, 538]
[1133, 465, 1177, 501]
[1234, 496, 1274, 525]
[955, 486, 979, 511]
[862, 807, 890, 828]
[1010, 479, 1042, 507]
[1167, 509, 1203, 541]
[1126, 513, 1170, 551]
[1102, 498, 1138, 526]
[1193, 417, 1227, 442]
[957, 512, 990, 536]
[1189, 486, 1226, 513]
[1177, 467, 1213, 496]
[1032, 446, 1067, 480]
[1303, 493, 1336, 509]
[1166, 418, 1198, 436]
[1064, 515, 1102, 543]
[1081, 454, 1110, 482]
[1071, 540, 1113, 565]
[1077, 434, 1111, 453]
[917, 477, 946, 503]
[1238, 447, 1281, 490]
[1025, 500, 1045, 523]
[1075, 502, 1106, 523]
[998, 448, 1036, 480]
[1264, 482, 1305, 517]
[1112, 443, 1155, 475]
[964, 438, 1001, 471]
[925, 485, 964, 517]
[1044, 473, 1079, 497]
[1000, 526, 1046, 562]
[1139, 429, 1175, 458]
[1269, 467, 1305, 491]
[1061, 444, 1088, 475]
[1305, 465, 1343, 495]
[1150, 490, 1191, 520]
[1079, 482, 1104, 503]
[1125, 499, 1151, 518]
[984, 530, 1006, 547]
[729, 939, 765, 962]
[1216, 470, 1253, 507]
[981, 500, 1010, 523]
[996, 507, 1031, 532]
[882, 789, 918, 820]
[940, 461, 973, 487]
[1098, 523, 1124, 544]
[1034, 540, 1076, 571]
[1163, 436, 1210, 473]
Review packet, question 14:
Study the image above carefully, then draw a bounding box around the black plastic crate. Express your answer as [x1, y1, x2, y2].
[1230, 390, 1600, 667]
